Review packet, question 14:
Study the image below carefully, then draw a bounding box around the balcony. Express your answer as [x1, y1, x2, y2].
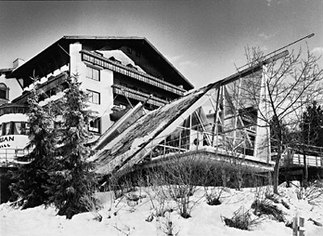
[0, 104, 28, 117]
[81, 50, 186, 96]
[12, 72, 68, 105]
[112, 84, 168, 107]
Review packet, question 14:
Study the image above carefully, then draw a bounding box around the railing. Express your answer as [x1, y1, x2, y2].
[0, 148, 30, 167]
[112, 84, 168, 107]
[281, 146, 323, 168]
[12, 72, 68, 105]
[0, 104, 28, 117]
[81, 50, 185, 96]
[147, 126, 261, 163]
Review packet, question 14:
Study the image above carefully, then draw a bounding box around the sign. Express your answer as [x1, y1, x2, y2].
[0, 135, 29, 149]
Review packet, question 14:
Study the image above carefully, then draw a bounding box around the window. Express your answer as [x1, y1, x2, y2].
[0, 83, 9, 100]
[86, 66, 100, 81]
[87, 90, 100, 104]
[89, 118, 101, 133]
[20, 122, 30, 135]
[0, 122, 30, 135]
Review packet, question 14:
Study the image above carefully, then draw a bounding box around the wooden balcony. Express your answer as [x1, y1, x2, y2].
[81, 50, 186, 96]
[12, 72, 68, 105]
[112, 84, 168, 107]
[0, 104, 28, 117]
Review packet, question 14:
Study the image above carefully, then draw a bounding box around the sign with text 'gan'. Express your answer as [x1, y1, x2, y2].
[0, 135, 29, 149]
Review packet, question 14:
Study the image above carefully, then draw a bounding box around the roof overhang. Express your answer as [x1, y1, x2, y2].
[8, 36, 194, 90]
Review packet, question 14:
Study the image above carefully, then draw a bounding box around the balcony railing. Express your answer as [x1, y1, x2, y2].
[81, 50, 185, 96]
[0, 104, 28, 117]
[12, 72, 68, 105]
[280, 146, 323, 168]
[112, 84, 168, 107]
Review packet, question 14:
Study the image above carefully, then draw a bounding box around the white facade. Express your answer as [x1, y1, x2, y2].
[0, 74, 22, 102]
[70, 42, 115, 133]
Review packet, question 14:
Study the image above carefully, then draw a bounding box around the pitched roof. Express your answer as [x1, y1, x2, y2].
[8, 36, 194, 90]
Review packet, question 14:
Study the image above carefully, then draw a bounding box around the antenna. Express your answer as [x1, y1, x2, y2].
[237, 33, 315, 71]
[263, 33, 314, 60]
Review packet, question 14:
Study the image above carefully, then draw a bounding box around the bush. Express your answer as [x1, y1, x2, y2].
[223, 207, 259, 230]
[251, 199, 284, 222]
[296, 180, 323, 205]
[204, 186, 223, 206]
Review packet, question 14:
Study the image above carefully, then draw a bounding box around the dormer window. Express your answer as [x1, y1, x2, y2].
[0, 83, 9, 100]
[86, 66, 100, 81]
[109, 56, 121, 64]
[126, 64, 137, 70]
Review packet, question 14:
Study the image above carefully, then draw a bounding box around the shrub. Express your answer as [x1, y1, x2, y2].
[223, 207, 259, 230]
[251, 199, 284, 222]
[296, 180, 323, 205]
[204, 186, 223, 206]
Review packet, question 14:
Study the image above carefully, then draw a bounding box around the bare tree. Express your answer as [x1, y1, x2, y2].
[239, 46, 323, 194]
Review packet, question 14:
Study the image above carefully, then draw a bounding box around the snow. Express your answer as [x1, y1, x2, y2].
[99, 50, 145, 73]
[1, 184, 322, 236]
[38, 91, 65, 107]
[0, 113, 28, 123]
[23, 65, 69, 92]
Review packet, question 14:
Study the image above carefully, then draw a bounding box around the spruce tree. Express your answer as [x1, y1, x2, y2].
[301, 101, 323, 147]
[47, 76, 97, 219]
[10, 85, 56, 209]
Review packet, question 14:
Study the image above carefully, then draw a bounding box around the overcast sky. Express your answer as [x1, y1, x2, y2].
[0, 0, 322, 88]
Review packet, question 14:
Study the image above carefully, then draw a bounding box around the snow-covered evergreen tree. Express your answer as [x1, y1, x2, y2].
[47, 76, 98, 219]
[10, 85, 57, 209]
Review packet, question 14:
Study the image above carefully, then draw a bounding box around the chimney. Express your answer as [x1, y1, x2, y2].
[13, 58, 25, 69]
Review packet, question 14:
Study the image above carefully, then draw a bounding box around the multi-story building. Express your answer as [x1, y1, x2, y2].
[0, 60, 29, 165]
[0, 36, 194, 165]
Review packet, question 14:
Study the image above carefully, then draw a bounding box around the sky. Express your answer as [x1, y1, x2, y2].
[0, 0, 322, 88]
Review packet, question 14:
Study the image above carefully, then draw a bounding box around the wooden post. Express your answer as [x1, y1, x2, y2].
[267, 171, 272, 186]
[221, 169, 227, 187]
[299, 217, 305, 236]
[293, 216, 298, 236]
[293, 216, 305, 236]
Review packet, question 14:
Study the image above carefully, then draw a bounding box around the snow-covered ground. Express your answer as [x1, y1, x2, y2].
[1, 183, 323, 236]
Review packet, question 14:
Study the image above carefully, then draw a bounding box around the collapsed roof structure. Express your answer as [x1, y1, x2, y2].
[90, 53, 290, 177]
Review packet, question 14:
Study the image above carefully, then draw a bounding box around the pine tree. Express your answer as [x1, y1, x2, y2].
[10, 85, 56, 209]
[47, 76, 98, 219]
[301, 101, 323, 147]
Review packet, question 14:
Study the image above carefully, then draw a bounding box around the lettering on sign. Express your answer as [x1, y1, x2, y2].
[0, 136, 14, 143]
[0, 144, 11, 148]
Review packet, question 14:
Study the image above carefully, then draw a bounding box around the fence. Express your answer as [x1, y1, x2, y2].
[0, 148, 30, 167]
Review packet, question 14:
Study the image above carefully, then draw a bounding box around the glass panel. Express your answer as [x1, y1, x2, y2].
[14, 122, 22, 135]
[89, 118, 100, 133]
[87, 67, 100, 81]
[88, 90, 100, 104]
[4, 123, 11, 135]
[86, 67, 92, 79]
[9, 122, 14, 135]
[93, 68, 100, 81]
[2, 123, 5, 135]
[20, 123, 26, 135]
[0, 89, 7, 99]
